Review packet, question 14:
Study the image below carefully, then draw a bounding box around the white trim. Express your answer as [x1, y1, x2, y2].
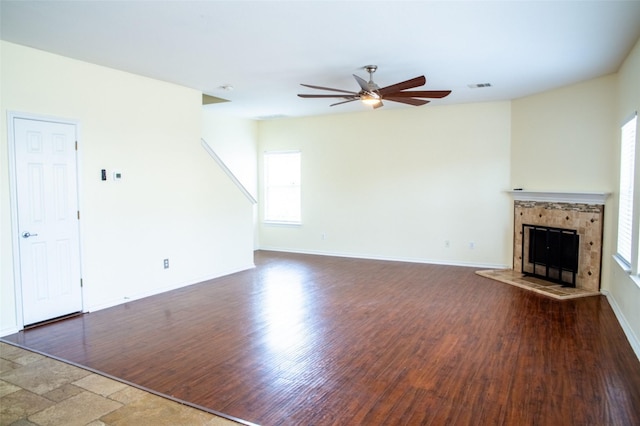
[201, 139, 257, 205]
[507, 190, 609, 205]
[621, 111, 637, 127]
[263, 149, 301, 155]
[613, 253, 632, 274]
[6, 111, 84, 330]
[263, 221, 302, 227]
[75, 121, 87, 315]
[0, 327, 21, 338]
[612, 254, 640, 290]
[601, 289, 640, 362]
[6, 112, 23, 330]
[258, 246, 510, 270]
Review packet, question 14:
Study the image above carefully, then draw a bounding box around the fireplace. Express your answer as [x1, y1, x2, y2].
[474, 192, 608, 299]
[511, 192, 607, 293]
[522, 224, 580, 287]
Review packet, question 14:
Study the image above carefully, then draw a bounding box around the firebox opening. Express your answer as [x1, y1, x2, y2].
[522, 224, 579, 287]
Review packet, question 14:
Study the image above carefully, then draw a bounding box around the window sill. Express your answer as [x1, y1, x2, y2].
[263, 221, 302, 227]
[613, 254, 632, 273]
[612, 254, 640, 289]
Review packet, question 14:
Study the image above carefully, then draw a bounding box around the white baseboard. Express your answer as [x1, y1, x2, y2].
[258, 246, 510, 270]
[0, 326, 20, 338]
[601, 289, 640, 361]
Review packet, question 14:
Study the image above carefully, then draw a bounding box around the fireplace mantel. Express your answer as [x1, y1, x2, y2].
[507, 190, 610, 205]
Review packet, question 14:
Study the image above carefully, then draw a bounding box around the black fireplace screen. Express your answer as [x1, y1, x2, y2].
[522, 224, 579, 287]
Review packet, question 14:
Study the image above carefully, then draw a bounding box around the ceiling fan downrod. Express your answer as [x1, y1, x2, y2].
[365, 65, 377, 83]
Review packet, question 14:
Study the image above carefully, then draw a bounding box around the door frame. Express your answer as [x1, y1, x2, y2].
[7, 111, 85, 329]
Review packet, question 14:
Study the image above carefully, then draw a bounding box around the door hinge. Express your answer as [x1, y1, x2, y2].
[80, 278, 83, 288]
[75, 141, 78, 151]
[77, 211, 80, 220]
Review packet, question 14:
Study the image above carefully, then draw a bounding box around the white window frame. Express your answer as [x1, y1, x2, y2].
[615, 112, 639, 284]
[263, 151, 301, 225]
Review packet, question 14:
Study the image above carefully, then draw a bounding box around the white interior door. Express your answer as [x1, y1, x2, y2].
[12, 117, 83, 325]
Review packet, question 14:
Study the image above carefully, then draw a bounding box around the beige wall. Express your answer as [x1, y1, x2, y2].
[201, 110, 258, 199]
[511, 75, 616, 192]
[610, 37, 640, 353]
[1, 42, 254, 334]
[201, 110, 259, 248]
[258, 102, 513, 267]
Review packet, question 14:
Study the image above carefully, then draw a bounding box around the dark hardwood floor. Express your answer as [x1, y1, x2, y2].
[4, 251, 640, 425]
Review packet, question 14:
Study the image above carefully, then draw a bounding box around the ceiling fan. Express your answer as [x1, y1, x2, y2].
[297, 65, 451, 109]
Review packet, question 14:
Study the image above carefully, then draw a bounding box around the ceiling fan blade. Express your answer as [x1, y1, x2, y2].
[383, 90, 451, 99]
[353, 74, 370, 92]
[330, 99, 359, 107]
[298, 94, 357, 99]
[384, 97, 430, 106]
[300, 84, 358, 95]
[378, 76, 426, 96]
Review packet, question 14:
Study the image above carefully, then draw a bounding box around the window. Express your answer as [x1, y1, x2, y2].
[264, 151, 301, 223]
[616, 113, 637, 269]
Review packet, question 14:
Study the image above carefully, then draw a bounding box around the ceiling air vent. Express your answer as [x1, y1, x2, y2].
[468, 83, 492, 89]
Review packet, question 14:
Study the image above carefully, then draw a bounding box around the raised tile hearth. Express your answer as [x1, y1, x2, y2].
[476, 269, 600, 300]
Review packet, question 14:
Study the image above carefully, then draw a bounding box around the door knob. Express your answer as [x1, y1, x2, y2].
[22, 232, 38, 238]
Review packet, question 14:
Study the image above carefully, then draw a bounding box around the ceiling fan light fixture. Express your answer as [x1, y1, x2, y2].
[361, 93, 381, 105]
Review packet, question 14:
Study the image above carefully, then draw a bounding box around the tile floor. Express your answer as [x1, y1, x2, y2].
[0, 342, 244, 426]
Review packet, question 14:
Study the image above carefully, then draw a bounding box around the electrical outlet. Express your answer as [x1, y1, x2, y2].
[469, 242, 475, 249]
[445, 240, 450, 248]
[163, 258, 169, 269]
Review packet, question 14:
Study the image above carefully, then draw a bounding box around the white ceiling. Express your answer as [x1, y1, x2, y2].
[2, 1, 640, 120]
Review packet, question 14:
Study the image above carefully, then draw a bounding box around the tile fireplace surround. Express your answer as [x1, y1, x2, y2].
[478, 191, 609, 300]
